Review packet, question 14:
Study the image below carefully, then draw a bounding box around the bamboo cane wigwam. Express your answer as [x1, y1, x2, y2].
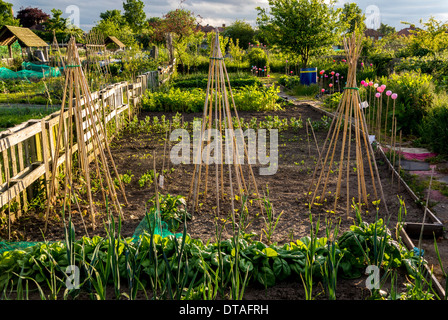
[188, 30, 262, 218]
[308, 33, 389, 217]
[44, 37, 128, 232]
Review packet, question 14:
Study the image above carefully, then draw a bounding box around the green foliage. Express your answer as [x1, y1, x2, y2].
[172, 76, 262, 89]
[420, 104, 448, 156]
[122, 0, 146, 33]
[380, 71, 435, 134]
[0, 0, 19, 26]
[256, 0, 341, 68]
[223, 20, 256, 50]
[340, 2, 366, 34]
[323, 92, 342, 111]
[247, 48, 268, 70]
[147, 194, 191, 233]
[0, 106, 59, 130]
[142, 85, 281, 113]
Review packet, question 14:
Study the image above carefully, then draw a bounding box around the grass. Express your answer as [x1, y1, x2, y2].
[0, 106, 60, 131]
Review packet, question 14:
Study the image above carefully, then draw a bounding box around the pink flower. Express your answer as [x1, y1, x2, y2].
[336, 73, 339, 77]
[370, 63, 373, 66]
[331, 71, 335, 75]
[361, 80, 365, 85]
[381, 84, 386, 90]
[320, 70, 325, 75]
[386, 90, 392, 96]
[375, 92, 381, 98]
[321, 88, 325, 92]
[368, 81, 373, 86]
[377, 87, 384, 93]
[391, 93, 398, 100]
[363, 82, 368, 87]
[361, 62, 364, 66]
[267, 75, 270, 78]
[329, 83, 333, 87]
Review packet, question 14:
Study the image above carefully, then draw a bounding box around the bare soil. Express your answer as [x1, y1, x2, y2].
[3, 101, 447, 299]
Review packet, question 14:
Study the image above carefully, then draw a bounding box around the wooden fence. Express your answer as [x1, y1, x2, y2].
[0, 66, 171, 222]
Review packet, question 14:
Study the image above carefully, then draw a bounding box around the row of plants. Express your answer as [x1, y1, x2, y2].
[141, 84, 282, 113]
[126, 112, 305, 137]
[0, 195, 443, 300]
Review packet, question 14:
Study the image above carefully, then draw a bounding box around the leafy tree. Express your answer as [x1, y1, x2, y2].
[228, 38, 244, 70]
[16, 7, 49, 28]
[161, 8, 198, 67]
[402, 17, 448, 57]
[378, 23, 396, 36]
[256, 0, 341, 68]
[340, 2, 365, 34]
[223, 19, 255, 49]
[92, 18, 136, 47]
[44, 8, 83, 42]
[122, 0, 146, 33]
[99, 9, 126, 27]
[44, 8, 68, 32]
[0, 0, 18, 26]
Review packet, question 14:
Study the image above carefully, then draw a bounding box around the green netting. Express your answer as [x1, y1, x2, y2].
[131, 211, 183, 243]
[22, 62, 62, 77]
[0, 62, 61, 80]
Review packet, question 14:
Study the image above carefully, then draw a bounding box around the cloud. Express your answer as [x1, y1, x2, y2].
[7, 0, 448, 31]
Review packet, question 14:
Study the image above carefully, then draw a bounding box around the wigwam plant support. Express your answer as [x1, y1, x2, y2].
[307, 32, 389, 218]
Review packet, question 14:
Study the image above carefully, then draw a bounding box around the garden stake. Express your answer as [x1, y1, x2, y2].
[189, 29, 262, 216]
[45, 37, 127, 232]
[309, 33, 388, 217]
[306, 121, 311, 157]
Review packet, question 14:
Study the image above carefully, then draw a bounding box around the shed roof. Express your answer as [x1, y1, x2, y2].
[104, 36, 125, 48]
[0, 25, 48, 47]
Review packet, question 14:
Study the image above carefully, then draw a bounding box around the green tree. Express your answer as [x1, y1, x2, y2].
[340, 2, 365, 34]
[100, 9, 126, 26]
[256, 0, 341, 68]
[92, 18, 136, 47]
[161, 8, 198, 67]
[122, 0, 146, 33]
[223, 19, 255, 49]
[44, 9, 68, 31]
[0, 0, 18, 26]
[378, 23, 396, 36]
[403, 17, 448, 56]
[228, 38, 244, 70]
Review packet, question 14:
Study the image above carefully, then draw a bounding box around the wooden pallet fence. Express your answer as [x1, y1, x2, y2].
[0, 69, 164, 221]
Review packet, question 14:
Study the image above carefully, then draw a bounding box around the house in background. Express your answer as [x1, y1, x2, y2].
[364, 28, 384, 41]
[396, 25, 417, 37]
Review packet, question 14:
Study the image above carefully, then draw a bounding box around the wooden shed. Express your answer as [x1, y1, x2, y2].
[0, 25, 49, 62]
[104, 36, 126, 51]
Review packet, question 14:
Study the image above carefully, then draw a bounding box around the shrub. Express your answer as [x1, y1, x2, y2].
[141, 85, 281, 113]
[379, 71, 435, 135]
[420, 104, 448, 156]
[323, 92, 342, 111]
[247, 48, 269, 70]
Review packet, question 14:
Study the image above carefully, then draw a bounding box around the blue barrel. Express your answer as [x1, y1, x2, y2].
[300, 67, 317, 86]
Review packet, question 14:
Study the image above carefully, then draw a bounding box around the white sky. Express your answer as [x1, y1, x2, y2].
[7, 0, 448, 31]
